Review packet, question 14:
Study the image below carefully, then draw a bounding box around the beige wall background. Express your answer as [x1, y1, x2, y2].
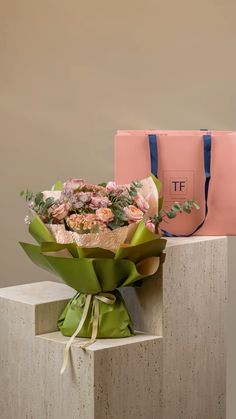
[1, 2, 236, 417]
[1, 0, 236, 287]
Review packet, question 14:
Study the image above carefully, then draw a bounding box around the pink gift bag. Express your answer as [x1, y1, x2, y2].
[115, 130, 236, 236]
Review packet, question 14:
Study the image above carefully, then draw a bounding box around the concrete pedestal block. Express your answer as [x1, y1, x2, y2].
[0, 282, 162, 419]
[0, 236, 227, 419]
[123, 236, 227, 419]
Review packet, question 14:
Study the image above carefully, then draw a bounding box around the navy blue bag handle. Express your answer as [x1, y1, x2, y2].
[148, 134, 158, 177]
[148, 132, 211, 236]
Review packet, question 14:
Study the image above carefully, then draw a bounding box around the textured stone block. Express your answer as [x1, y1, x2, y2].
[0, 236, 228, 419]
[123, 236, 227, 419]
[0, 282, 162, 419]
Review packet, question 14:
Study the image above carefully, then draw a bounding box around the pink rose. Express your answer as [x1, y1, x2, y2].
[106, 181, 117, 192]
[77, 192, 92, 203]
[134, 192, 149, 212]
[64, 178, 85, 192]
[52, 202, 72, 221]
[90, 197, 101, 208]
[43, 191, 62, 201]
[90, 196, 110, 208]
[124, 205, 144, 223]
[96, 208, 114, 223]
[145, 219, 156, 233]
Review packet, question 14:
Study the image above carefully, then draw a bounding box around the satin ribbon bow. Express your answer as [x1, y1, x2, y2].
[60, 292, 116, 374]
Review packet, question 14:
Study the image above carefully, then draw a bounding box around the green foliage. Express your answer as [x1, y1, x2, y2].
[44, 197, 55, 208]
[20, 188, 55, 222]
[192, 201, 200, 210]
[20, 189, 34, 202]
[34, 192, 44, 207]
[107, 181, 142, 229]
[108, 220, 124, 230]
[171, 203, 182, 212]
[127, 181, 142, 198]
[152, 214, 163, 224]
[164, 199, 200, 219]
[183, 201, 191, 214]
[150, 198, 200, 230]
[164, 209, 177, 219]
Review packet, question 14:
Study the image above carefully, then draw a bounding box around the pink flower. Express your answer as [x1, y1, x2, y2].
[90, 197, 101, 208]
[77, 192, 92, 203]
[96, 208, 114, 223]
[90, 196, 110, 208]
[81, 214, 100, 230]
[134, 192, 149, 212]
[124, 205, 144, 223]
[51, 202, 72, 221]
[66, 213, 107, 233]
[64, 178, 85, 192]
[145, 219, 156, 233]
[66, 213, 83, 228]
[84, 214, 97, 221]
[106, 181, 117, 192]
[43, 191, 62, 201]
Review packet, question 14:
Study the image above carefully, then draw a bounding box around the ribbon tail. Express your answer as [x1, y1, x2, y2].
[60, 294, 92, 375]
[78, 297, 100, 349]
[60, 292, 116, 373]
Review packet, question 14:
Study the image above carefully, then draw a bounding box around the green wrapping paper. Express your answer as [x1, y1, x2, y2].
[58, 290, 133, 338]
[20, 218, 166, 338]
[20, 214, 166, 373]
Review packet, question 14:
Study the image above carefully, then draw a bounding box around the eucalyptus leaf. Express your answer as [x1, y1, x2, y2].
[165, 210, 177, 219]
[26, 190, 33, 202]
[183, 205, 191, 214]
[34, 192, 44, 206]
[108, 221, 124, 230]
[192, 201, 200, 210]
[172, 203, 182, 212]
[44, 197, 55, 208]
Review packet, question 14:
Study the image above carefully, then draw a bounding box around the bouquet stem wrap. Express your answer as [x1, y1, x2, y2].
[60, 292, 117, 374]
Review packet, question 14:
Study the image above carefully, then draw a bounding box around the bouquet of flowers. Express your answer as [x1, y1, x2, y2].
[20, 175, 198, 373]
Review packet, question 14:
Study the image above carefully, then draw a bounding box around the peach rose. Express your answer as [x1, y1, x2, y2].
[145, 219, 156, 233]
[66, 213, 105, 232]
[84, 214, 97, 221]
[82, 214, 99, 231]
[96, 208, 114, 223]
[134, 192, 149, 212]
[52, 202, 72, 221]
[124, 205, 144, 222]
